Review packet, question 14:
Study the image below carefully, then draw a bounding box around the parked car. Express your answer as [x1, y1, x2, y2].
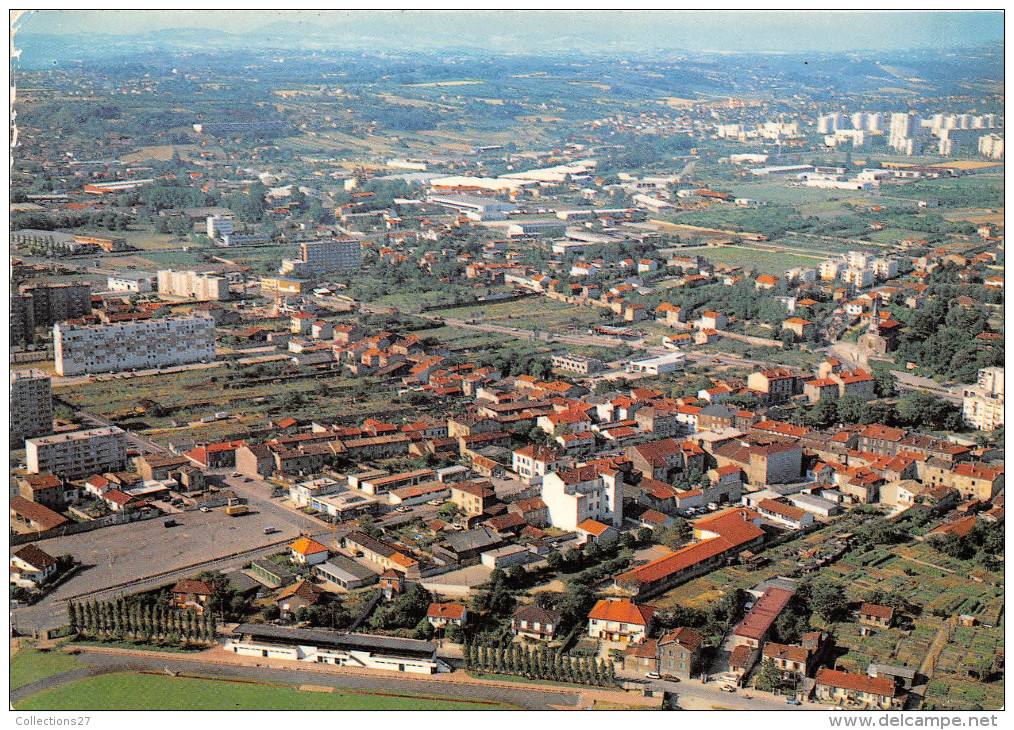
[645, 672, 661, 680]
[263, 526, 278, 535]
[163, 519, 178, 528]
[786, 698, 802, 706]
[200, 507, 210, 513]
[720, 685, 736, 693]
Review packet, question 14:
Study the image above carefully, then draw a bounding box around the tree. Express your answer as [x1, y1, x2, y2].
[657, 518, 692, 550]
[872, 364, 895, 398]
[809, 579, 850, 622]
[413, 617, 435, 640]
[754, 658, 785, 692]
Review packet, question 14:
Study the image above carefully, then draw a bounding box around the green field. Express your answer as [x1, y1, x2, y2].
[10, 647, 81, 691]
[686, 245, 823, 274]
[15, 672, 512, 711]
[430, 297, 605, 330]
[57, 366, 402, 446]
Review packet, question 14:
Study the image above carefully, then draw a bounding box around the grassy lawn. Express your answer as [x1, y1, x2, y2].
[10, 646, 81, 691]
[15, 672, 512, 711]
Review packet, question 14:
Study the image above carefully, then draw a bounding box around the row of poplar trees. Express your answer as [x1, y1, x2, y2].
[67, 600, 217, 645]
[464, 643, 616, 686]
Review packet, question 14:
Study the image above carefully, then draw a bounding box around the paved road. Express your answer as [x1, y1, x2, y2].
[219, 475, 329, 535]
[12, 651, 579, 710]
[650, 677, 814, 711]
[892, 371, 963, 404]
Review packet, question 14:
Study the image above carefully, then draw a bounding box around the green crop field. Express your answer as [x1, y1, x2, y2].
[430, 297, 605, 329]
[10, 647, 81, 691]
[14, 672, 512, 711]
[685, 245, 822, 274]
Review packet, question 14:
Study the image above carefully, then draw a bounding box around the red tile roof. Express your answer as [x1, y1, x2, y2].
[858, 602, 894, 620]
[815, 669, 896, 697]
[588, 599, 656, 625]
[734, 588, 794, 641]
[427, 602, 466, 620]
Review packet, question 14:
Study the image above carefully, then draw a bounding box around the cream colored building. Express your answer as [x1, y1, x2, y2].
[963, 367, 1004, 431]
[26, 426, 127, 479]
[157, 269, 231, 301]
[54, 316, 216, 376]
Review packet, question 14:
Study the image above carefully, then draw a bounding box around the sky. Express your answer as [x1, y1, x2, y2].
[12, 10, 1004, 53]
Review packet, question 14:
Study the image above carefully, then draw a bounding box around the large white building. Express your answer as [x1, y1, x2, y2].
[54, 316, 216, 376]
[157, 269, 231, 301]
[107, 272, 156, 293]
[225, 624, 449, 674]
[979, 134, 1004, 160]
[10, 370, 53, 448]
[26, 426, 127, 479]
[206, 214, 235, 239]
[963, 367, 1004, 431]
[541, 464, 622, 531]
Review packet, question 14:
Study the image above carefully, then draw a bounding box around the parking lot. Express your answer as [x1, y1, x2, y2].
[12, 504, 310, 633]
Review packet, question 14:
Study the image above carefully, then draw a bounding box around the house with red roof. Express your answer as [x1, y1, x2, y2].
[813, 669, 899, 709]
[11, 543, 58, 588]
[427, 602, 468, 629]
[288, 537, 330, 566]
[587, 599, 657, 643]
[658, 627, 705, 679]
[856, 602, 895, 629]
[171, 579, 216, 614]
[575, 518, 619, 544]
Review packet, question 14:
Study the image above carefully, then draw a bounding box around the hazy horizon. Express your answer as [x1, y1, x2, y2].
[12, 10, 1004, 55]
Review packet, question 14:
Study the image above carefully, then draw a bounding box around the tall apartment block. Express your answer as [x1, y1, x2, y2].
[963, 367, 1005, 432]
[156, 269, 232, 301]
[10, 370, 54, 447]
[26, 426, 127, 479]
[300, 239, 362, 274]
[53, 316, 216, 376]
[10, 282, 93, 343]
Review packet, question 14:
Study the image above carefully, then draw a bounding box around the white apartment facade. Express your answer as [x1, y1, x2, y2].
[207, 214, 235, 239]
[54, 316, 216, 376]
[541, 465, 622, 530]
[10, 370, 53, 448]
[512, 445, 566, 485]
[157, 269, 231, 301]
[963, 367, 1004, 431]
[26, 426, 127, 479]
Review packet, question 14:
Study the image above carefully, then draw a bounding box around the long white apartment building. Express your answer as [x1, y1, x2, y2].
[54, 316, 216, 376]
[10, 370, 53, 447]
[157, 269, 231, 301]
[27, 426, 127, 479]
[541, 464, 622, 530]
